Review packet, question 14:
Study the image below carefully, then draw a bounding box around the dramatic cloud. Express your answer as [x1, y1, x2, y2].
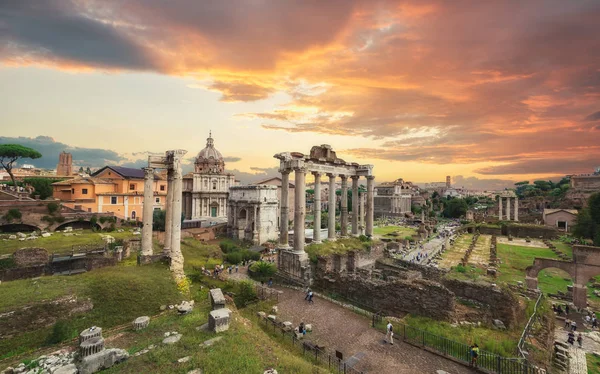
[223, 157, 241, 163]
[2, 0, 600, 178]
[0, 136, 124, 168]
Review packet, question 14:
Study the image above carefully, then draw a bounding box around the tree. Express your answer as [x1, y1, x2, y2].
[23, 177, 56, 200]
[443, 198, 468, 218]
[573, 193, 600, 245]
[0, 144, 42, 188]
[78, 166, 84, 173]
[86, 167, 91, 175]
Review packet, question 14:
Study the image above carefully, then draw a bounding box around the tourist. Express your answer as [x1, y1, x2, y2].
[304, 287, 311, 300]
[308, 290, 314, 304]
[586, 315, 592, 324]
[268, 277, 273, 287]
[577, 333, 583, 348]
[565, 318, 571, 329]
[593, 317, 598, 329]
[386, 321, 394, 345]
[565, 304, 570, 315]
[568, 331, 575, 345]
[299, 321, 305, 335]
[470, 344, 479, 367]
[235, 265, 239, 273]
[552, 304, 557, 313]
[557, 305, 563, 315]
[571, 320, 577, 331]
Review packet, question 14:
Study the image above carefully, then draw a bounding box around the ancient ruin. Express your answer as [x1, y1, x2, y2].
[274, 145, 374, 284]
[141, 150, 187, 280]
[228, 185, 279, 244]
[498, 191, 519, 221]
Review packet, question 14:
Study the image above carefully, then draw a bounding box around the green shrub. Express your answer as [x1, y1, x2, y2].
[242, 250, 261, 262]
[358, 235, 370, 242]
[46, 320, 76, 345]
[0, 257, 16, 270]
[249, 261, 277, 281]
[46, 202, 59, 215]
[455, 264, 466, 273]
[225, 252, 243, 264]
[220, 241, 240, 253]
[41, 215, 54, 224]
[106, 223, 116, 232]
[99, 216, 107, 224]
[54, 216, 66, 223]
[3, 209, 22, 222]
[234, 280, 257, 307]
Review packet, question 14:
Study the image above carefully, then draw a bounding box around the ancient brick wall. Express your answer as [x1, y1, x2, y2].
[13, 247, 49, 267]
[0, 265, 47, 281]
[313, 274, 455, 320]
[375, 257, 447, 282]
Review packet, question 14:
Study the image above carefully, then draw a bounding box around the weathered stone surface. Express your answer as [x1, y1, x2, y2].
[267, 315, 277, 322]
[163, 334, 182, 344]
[79, 336, 105, 358]
[41, 232, 51, 238]
[271, 306, 278, 314]
[54, 364, 78, 374]
[257, 311, 266, 318]
[133, 316, 150, 330]
[177, 356, 191, 363]
[282, 321, 293, 331]
[78, 348, 128, 374]
[177, 301, 194, 315]
[79, 327, 103, 344]
[305, 324, 312, 332]
[209, 288, 226, 310]
[13, 247, 49, 267]
[264, 369, 278, 374]
[209, 309, 231, 333]
[493, 319, 506, 330]
[202, 336, 223, 347]
[187, 370, 203, 374]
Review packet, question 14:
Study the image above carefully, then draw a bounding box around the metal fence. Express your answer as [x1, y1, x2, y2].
[373, 322, 545, 374]
[257, 314, 364, 374]
[518, 292, 544, 360]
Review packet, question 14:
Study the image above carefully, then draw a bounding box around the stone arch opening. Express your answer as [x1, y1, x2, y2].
[0, 223, 40, 232]
[55, 220, 101, 232]
[537, 267, 574, 296]
[238, 209, 247, 220]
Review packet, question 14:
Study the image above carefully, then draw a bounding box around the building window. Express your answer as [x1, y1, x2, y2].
[130, 183, 136, 190]
[131, 211, 136, 219]
[160, 185, 165, 191]
[71, 188, 75, 194]
[111, 196, 117, 204]
[212, 181, 217, 190]
[155, 197, 160, 203]
[82, 188, 88, 195]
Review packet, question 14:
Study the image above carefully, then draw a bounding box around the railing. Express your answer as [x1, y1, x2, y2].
[518, 292, 544, 360]
[257, 314, 364, 374]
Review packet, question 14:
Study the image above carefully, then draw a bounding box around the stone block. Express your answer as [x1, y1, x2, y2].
[267, 315, 277, 322]
[305, 324, 312, 332]
[78, 348, 129, 374]
[54, 364, 78, 374]
[271, 306, 278, 314]
[209, 288, 226, 310]
[177, 301, 194, 315]
[202, 336, 223, 347]
[79, 337, 105, 358]
[162, 334, 182, 345]
[282, 321, 293, 331]
[133, 316, 150, 330]
[257, 311, 266, 318]
[209, 308, 231, 333]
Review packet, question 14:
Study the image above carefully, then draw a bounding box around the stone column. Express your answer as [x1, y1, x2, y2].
[351, 176, 359, 235]
[279, 171, 290, 247]
[253, 205, 259, 244]
[366, 176, 374, 237]
[506, 197, 511, 221]
[340, 175, 348, 237]
[328, 174, 336, 239]
[293, 167, 306, 253]
[498, 197, 503, 220]
[232, 203, 238, 239]
[141, 167, 155, 256]
[514, 198, 519, 222]
[313, 172, 322, 243]
[170, 151, 186, 281]
[164, 169, 174, 256]
[359, 192, 365, 234]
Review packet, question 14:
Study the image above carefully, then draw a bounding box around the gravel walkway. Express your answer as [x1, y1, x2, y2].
[275, 287, 477, 374]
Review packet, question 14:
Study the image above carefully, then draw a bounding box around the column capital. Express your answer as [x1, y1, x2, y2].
[311, 171, 322, 177]
[327, 173, 337, 178]
[350, 175, 360, 181]
[293, 166, 307, 173]
[366, 175, 375, 181]
[143, 167, 154, 178]
[340, 175, 348, 181]
[280, 169, 291, 176]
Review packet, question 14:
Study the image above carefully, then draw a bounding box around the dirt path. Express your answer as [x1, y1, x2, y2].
[274, 287, 477, 374]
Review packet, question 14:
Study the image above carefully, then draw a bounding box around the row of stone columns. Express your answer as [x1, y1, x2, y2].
[498, 197, 519, 221]
[278, 169, 374, 253]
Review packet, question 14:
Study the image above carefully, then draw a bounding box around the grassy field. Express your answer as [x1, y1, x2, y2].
[551, 240, 573, 258]
[495, 243, 561, 284]
[0, 230, 137, 255]
[304, 237, 372, 262]
[588, 353, 600, 374]
[373, 225, 417, 238]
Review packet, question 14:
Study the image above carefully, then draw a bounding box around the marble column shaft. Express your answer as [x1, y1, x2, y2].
[170, 159, 184, 279]
[340, 176, 348, 237]
[141, 167, 154, 256]
[293, 167, 306, 253]
[351, 176, 359, 235]
[506, 197, 511, 221]
[164, 169, 174, 255]
[328, 174, 336, 239]
[313, 173, 322, 243]
[366, 176, 374, 237]
[498, 197, 503, 220]
[359, 192, 365, 234]
[279, 171, 290, 247]
[514, 198, 519, 222]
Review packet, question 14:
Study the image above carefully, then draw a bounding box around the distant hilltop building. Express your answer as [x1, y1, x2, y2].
[570, 168, 600, 190]
[56, 151, 73, 176]
[446, 175, 451, 188]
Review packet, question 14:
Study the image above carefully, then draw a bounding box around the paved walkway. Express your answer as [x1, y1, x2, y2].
[274, 287, 477, 374]
[554, 313, 590, 374]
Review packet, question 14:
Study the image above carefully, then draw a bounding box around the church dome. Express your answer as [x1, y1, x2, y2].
[195, 132, 225, 174]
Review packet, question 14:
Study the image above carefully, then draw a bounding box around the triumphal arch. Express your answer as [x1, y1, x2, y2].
[274, 144, 374, 284]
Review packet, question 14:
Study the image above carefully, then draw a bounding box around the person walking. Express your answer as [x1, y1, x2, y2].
[268, 277, 273, 287]
[577, 333, 583, 348]
[571, 320, 577, 331]
[308, 290, 314, 304]
[565, 304, 570, 315]
[470, 344, 479, 367]
[565, 318, 571, 329]
[385, 321, 394, 345]
[304, 287, 311, 301]
[235, 265, 239, 273]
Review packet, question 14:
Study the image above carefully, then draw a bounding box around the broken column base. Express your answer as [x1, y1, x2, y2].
[137, 254, 168, 265]
[277, 248, 312, 286]
[209, 308, 232, 333]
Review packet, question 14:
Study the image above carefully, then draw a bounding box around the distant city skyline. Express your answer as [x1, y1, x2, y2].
[1, 1, 599, 190]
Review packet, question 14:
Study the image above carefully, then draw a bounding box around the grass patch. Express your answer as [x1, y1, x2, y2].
[402, 315, 520, 357]
[588, 353, 600, 374]
[551, 240, 573, 259]
[304, 237, 372, 263]
[0, 230, 136, 255]
[373, 225, 417, 238]
[495, 243, 561, 284]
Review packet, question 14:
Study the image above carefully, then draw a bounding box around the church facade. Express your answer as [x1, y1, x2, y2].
[182, 133, 236, 221]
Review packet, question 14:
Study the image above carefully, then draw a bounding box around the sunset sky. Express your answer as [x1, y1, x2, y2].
[1, 0, 599, 189]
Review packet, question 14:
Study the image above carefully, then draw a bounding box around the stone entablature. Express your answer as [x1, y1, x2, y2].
[228, 185, 279, 244]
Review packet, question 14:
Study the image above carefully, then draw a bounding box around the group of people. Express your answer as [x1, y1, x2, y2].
[552, 303, 570, 316]
[303, 287, 314, 303]
[567, 331, 583, 347]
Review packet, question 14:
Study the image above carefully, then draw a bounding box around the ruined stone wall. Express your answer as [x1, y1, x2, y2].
[356, 241, 385, 268]
[313, 274, 455, 320]
[506, 224, 558, 239]
[0, 264, 47, 282]
[442, 279, 521, 327]
[375, 257, 447, 282]
[13, 247, 49, 267]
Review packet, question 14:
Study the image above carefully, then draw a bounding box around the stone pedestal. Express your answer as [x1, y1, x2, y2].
[210, 288, 226, 310]
[209, 308, 231, 333]
[133, 316, 150, 330]
[79, 327, 103, 344]
[277, 248, 311, 285]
